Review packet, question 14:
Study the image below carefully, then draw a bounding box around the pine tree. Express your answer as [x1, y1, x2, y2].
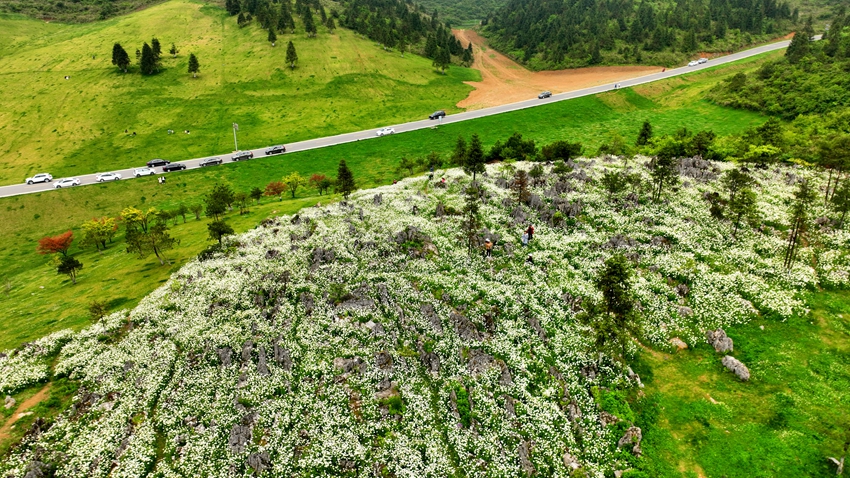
[57, 255, 83, 285]
[188, 53, 200, 78]
[590, 40, 602, 64]
[140, 43, 156, 75]
[636, 120, 652, 146]
[225, 0, 239, 15]
[111, 43, 130, 73]
[464, 134, 486, 181]
[451, 136, 467, 167]
[433, 47, 450, 74]
[327, 17, 336, 33]
[462, 44, 473, 65]
[268, 28, 277, 46]
[336, 160, 355, 200]
[786, 17, 814, 64]
[832, 179, 850, 228]
[151, 38, 162, 63]
[169, 43, 179, 58]
[304, 10, 317, 37]
[286, 41, 298, 69]
[784, 179, 817, 268]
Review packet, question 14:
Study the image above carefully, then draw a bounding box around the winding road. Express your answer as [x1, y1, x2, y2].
[0, 38, 793, 199]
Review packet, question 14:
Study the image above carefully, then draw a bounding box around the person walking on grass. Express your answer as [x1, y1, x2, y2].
[521, 230, 529, 247]
[526, 224, 535, 242]
[484, 238, 493, 258]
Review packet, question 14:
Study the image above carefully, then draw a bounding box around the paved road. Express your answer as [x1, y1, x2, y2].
[0, 39, 792, 199]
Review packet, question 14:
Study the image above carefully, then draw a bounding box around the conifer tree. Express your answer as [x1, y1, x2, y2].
[286, 41, 298, 68]
[304, 10, 317, 37]
[636, 121, 652, 146]
[140, 42, 156, 75]
[111, 43, 130, 73]
[327, 17, 336, 32]
[464, 134, 486, 181]
[169, 43, 179, 58]
[268, 28, 277, 46]
[784, 179, 817, 268]
[336, 160, 355, 200]
[188, 53, 200, 78]
[786, 16, 814, 63]
[451, 136, 467, 167]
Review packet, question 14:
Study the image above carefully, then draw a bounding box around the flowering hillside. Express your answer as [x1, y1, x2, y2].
[1, 157, 847, 477]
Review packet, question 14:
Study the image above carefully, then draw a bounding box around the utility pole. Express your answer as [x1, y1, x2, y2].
[232, 123, 239, 151]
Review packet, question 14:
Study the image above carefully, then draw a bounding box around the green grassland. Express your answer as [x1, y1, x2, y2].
[0, 0, 479, 186]
[0, 50, 783, 352]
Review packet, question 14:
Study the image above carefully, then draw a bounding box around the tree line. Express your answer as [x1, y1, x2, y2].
[111, 37, 201, 78]
[482, 0, 797, 69]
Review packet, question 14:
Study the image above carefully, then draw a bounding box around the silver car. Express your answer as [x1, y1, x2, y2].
[54, 177, 80, 188]
[26, 173, 52, 184]
[96, 172, 122, 182]
[134, 167, 156, 178]
[376, 127, 396, 136]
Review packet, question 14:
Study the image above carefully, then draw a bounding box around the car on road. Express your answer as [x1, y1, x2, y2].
[231, 151, 254, 161]
[376, 127, 395, 136]
[429, 110, 446, 120]
[688, 60, 699, 67]
[199, 157, 223, 167]
[147, 158, 170, 168]
[538, 91, 552, 99]
[25, 173, 52, 185]
[95, 172, 122, 182]
[265, 145, 286, 155]
[134, 167, 156, 177]
[53, 177, 80, 188]
[162, 163, 187, 172]
[698, 57, 708, 64]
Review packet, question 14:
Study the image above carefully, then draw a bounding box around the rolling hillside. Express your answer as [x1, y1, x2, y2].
[0, 0, 479, 185]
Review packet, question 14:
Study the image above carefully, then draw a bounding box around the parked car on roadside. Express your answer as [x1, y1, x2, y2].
[25, 173, 52, 184]
[538, 91, 552, 99]
[163, 163, 187, 172]
[95, 172, 122, 182]
[376, 127, 395, 136]
[199, 157, 223, 167]
[54, 177, 80, 188]
[264, 145, 286, 155]
[134, 167, 156, 177]
[231, 151, 254, 161]
[429, 110, 446, 120]
[147, 158, 170, 168]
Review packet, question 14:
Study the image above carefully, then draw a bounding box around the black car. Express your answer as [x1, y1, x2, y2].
[265, 145, 286, 156]
[147, 158, 170, 168]
[538, 91, 552, 99]
[231, 151, 254, 161]
[428, 110, 446, 120]
[162, 163, 187, 172]
[199, 157, 223, 167]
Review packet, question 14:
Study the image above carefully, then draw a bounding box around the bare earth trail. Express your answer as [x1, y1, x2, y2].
[0, 384, 51, 442]
[453, 29, 662, 110]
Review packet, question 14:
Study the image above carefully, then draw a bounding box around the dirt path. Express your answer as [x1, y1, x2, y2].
[0, 384, 51, 441]
[453, 29, 663, 110]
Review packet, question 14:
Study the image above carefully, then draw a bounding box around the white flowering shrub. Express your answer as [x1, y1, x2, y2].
[1, 158, 844, 477]
[0, 328, 74, 394]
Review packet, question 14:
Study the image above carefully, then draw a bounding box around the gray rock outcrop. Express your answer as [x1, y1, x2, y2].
[705, 328, 733, 353]
[617, 426, 642, 456]
[721, 355, 750, 381]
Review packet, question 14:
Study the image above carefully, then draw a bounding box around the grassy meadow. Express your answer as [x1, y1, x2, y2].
[0, 0, 479, 185]
[0, 50, 783, 351]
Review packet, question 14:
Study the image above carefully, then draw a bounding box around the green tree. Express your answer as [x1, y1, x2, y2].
[728, 187, 758, 237]
[208, 220, 235, 245]
[832, 179, 850, 228]
[188, 53, 200, 78]
[151, 37, 162, 67]
[336, 160, 356, 200]
[398, 156, 417, 176]
[190, 203, 203, 220]
[268, 28, 277, 46]
[234, 191, 249, 214]
[81, 216, 118, 251]
[283, 172, 304, 198]
[601, 170, 628, 196]
[286, 41, 298, 69]
[327, 17, 336, 32]
[741, 144, 781, 169]
[512, 169, 530, 204]
[304, 10, 317, 37]
[579, 254, 641, 360]
[111, 43, 130, 73]
[649, 137, 682, 201]
[250, 187, 263, 204]
[784, 180, 817, 269]
[451, 136, 467, 167]
[786, 17, 814, 64]
[433, 47, 450, 74]
[121, 207, 176, 265]
[175, 203, 188, 223]
[57, 255, 83, 285]
[635, 121, 652, 146]
[140, 42, 156, 75]
[464, 134, 486, 181]
[205, 183, 234, 220]
[169, 43, 179, 58]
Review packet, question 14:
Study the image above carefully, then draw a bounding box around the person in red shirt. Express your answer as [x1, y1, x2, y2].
[525, 224, 535, 241]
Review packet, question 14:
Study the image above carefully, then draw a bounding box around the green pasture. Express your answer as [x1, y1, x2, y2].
[0, 0, 479, 186]
[0, 50, 782, 351]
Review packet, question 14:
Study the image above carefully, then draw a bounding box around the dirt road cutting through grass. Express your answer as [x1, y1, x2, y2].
[453, 29, 662, 110]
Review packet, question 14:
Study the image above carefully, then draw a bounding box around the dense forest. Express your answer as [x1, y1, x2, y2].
[482, 0, 800, 69]
[415, 0, 507, 26]
[708, 12, 850, 119]
[0, 0, 164, 22]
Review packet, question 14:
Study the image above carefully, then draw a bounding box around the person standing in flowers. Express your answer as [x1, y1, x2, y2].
[526, 224, 535, 241]
[521, 230, 529, 247]
[483, 238, 493, 258]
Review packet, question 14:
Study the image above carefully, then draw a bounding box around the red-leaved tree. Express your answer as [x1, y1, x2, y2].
[264, 181, 286, 201]
[37, 230, 74, 256]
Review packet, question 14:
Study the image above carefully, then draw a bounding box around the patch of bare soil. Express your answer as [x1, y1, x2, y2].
[453, 30, 663, 110]
[0, 384, 51, 442]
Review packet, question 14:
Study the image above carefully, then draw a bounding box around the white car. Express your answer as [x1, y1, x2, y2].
[96, 172, 122, 182]
[698, 57, 708, 64]
[54, 177, 80, 188]
[376, 127, 396, 137]
[25, 173, 52, 184]
[134, 167, 156, 178]
[688, 60, 699, 67]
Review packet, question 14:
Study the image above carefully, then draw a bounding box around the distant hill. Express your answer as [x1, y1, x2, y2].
[482, 0, 799, 70]
[0, 0, 166, 22]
